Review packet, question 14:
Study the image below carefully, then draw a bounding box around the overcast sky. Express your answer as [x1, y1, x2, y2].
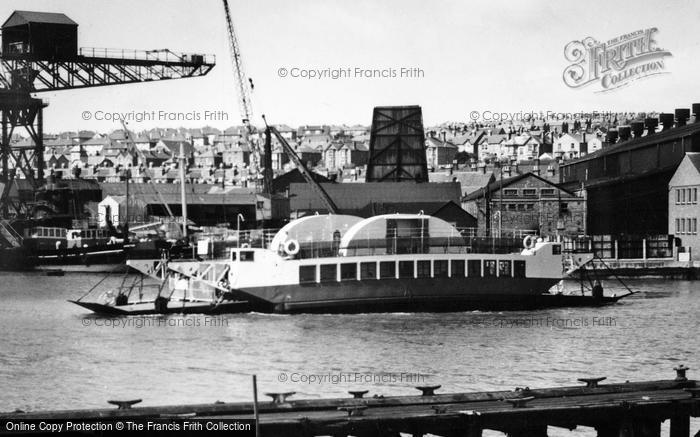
[2, 0, 699, 132]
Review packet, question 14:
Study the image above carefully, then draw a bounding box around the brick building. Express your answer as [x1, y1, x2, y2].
[462, 172, 586, 237]
[668, 153, 700, 259]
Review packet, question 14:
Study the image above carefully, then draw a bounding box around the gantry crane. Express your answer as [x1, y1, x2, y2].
[221, 0, 260, 178]
[0, 10, 215, 217]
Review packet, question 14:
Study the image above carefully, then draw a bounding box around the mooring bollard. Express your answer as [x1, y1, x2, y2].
[578, 377, 607, 388]
[338, 405, 367, 417]
[674, 365, 689, 382]
[265, 392, 295, 404]
[348, 390, 368, 399]
[107, 399, 142, 410]
[505, 396, 535, 408]
[415, 385, 441, 396]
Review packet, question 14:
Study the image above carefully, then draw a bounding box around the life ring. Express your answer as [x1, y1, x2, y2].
[284, 239, 300, 256]
[241, 243, 250, 248]
[523, 235, 535, 250]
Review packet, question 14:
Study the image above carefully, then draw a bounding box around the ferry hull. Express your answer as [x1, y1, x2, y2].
[232, 277, 591, 314]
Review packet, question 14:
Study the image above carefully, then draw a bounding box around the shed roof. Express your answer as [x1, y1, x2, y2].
[3, 11, 78, 28]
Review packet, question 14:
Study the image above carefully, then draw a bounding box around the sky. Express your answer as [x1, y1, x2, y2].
[2, 0, 700, 133]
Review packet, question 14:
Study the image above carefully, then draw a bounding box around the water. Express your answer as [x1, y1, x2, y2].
[0, 273, 698, 434]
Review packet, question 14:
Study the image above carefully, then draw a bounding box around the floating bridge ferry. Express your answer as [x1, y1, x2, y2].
[72, 214, 620, 315]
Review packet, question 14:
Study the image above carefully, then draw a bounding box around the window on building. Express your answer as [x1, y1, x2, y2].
[299, 265, 316, 284]
[240, 251, 255, 261]
[416, 260, 431, 278]
[681, 218, 686, 234]
[517, 204, 526, 210]
[676, 189, 681, 204]
[467, 260, 481, 277]
[503, 189, 518, 196]
[484, 260, 497, 277]
[498, 260, 512, 277]
[560, 202, 569, 214]
[399, 261, 414, 278]
[379, 261, 395, 279]
[340, 263, 357, 281]
[676, 218, 681, 234]
[692, 218, 698, 234]
[360, 262, 376, 280]
[434, 260, 448, 278]
[514, 260, 526, 278]
[694, 188, 698, 203]
[552, 245, 562, 255]
[523, 189, 537, 197]
[451, 260, 465, 277]
[540, 188, 555, 196]
[526, 204, 534, 211]
[320, 264, 337, 282]
[508, 204, 517, 211]
[682, 189, 686, 204]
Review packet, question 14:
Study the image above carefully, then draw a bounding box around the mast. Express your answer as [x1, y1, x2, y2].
[179, 142, 188, 238]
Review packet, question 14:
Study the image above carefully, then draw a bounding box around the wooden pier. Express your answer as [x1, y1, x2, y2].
[1, 367, 698, 436]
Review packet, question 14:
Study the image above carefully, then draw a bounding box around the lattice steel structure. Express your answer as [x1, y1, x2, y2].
[366, 105, 429, 183]
[0, 10, 215, 217]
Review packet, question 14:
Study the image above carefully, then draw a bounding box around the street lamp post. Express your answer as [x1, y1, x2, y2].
[237, 213, 245, 248]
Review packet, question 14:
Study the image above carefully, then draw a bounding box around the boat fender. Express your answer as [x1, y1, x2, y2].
[154, 296, 169, 313]
[284, 239, 300, 256]
[523, 235, 535, 250]
[241, 243, 251, 248]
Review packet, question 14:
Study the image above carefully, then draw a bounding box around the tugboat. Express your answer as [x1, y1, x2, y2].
[73, 213, 630, 315]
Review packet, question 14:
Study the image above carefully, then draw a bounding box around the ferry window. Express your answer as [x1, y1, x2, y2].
[399, 261, 414, 278]
[552, 245, 561, 255]
[360, 262, 376, 280]
[434, 260, 448, 278]
[230, 251, 237, 261]
[299, 265, 316, 284]
[451, 260, 465, 277]
[340, 263, 357, 281]
[498, 260, 512, 277]
[320, 264, 337, 282]
[467, 260, 481, 277]
[240, 251, 255, 261]
[514, 260, 526, 278]
[484, 260, 497, 277]
[416, 260, 431, 278]
[379, 261, 395, 279]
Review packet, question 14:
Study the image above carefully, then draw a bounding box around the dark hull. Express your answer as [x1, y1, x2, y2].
[232, 277, 624, 314]
[70, 300, 250, 316]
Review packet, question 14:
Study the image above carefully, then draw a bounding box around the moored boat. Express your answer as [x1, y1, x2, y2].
[73, 213, 630, 315]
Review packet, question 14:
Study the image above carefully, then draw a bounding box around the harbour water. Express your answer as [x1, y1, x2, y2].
[0, 273, 697, 434]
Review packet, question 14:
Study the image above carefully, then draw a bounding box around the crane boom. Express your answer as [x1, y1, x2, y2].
[222, 0, 259, 175]
[267, 125, 339, 214]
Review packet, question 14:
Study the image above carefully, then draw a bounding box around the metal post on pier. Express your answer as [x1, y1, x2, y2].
[252, 375, 260, 437]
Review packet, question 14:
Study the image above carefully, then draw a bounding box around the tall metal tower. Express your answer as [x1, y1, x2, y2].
[221, 0, 259, 177]
[0, 10, 215, 216]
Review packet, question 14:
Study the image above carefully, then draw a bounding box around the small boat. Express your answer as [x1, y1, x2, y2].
[73, 213, 633, 315]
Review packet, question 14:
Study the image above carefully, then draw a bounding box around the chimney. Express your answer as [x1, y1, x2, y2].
[618, 126, 631, 142]
[659, 113, 674, 131]
[631, 121, 644, 138]
[675, 108, 690, 127]
[605, 129, 619, 144]
[644, 117, 658, 135]
[692, 103, 700, 123]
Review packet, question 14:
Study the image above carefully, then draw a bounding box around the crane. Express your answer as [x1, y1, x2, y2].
[263, 116, 339, 214]
[221, 0, 260, 177]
